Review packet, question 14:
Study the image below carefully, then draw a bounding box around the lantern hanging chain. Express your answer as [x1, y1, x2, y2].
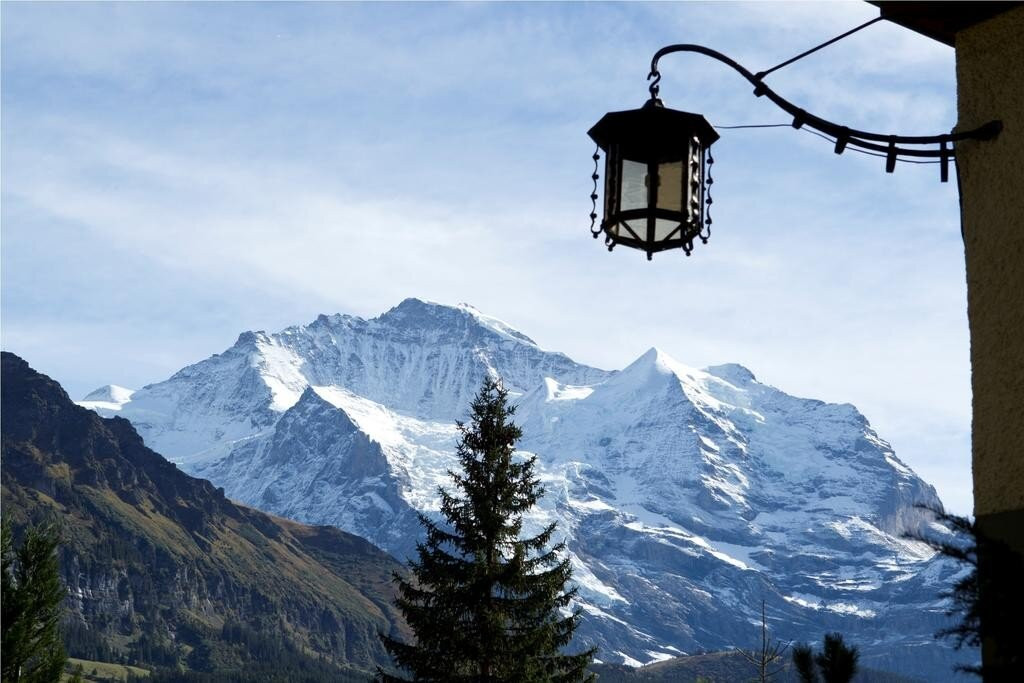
[590, 146, 602, 238]
[701, 150, 714, 244]
[753, 16, 883, 82]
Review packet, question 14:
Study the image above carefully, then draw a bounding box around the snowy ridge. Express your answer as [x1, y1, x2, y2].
[94, 298, 609, 465]
[78, 384, 135, 413]
[82, 300, 970, 678]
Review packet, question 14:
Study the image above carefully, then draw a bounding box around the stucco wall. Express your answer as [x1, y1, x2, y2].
[956, 6, 1024, 519]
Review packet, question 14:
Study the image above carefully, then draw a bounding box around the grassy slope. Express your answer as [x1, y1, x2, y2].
[64, 658, 150, 681]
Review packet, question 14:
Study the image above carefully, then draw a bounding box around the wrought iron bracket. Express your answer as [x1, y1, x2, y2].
[647, 44, 1002, 180]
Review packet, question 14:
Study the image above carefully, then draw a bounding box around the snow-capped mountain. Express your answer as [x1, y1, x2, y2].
[81, 299, 971, 679]
[78, 384, 134, 412]
[102, 299, 608, 467]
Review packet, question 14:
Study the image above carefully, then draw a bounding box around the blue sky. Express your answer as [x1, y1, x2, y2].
[1, 2, 972, 514]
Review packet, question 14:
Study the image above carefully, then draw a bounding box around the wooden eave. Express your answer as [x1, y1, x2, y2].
[868, 2, 1022, 46]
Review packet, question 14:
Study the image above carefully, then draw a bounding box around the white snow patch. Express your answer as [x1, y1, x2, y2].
[254, 339, 307, 411]
[782, 594, 876, 618]
[543, 377, 594, 402]
[569, 497, 617, 513]
[620, 505, 757, 571]
[644, 651, 676, 664]
[698, 435, 720, 452]
[570, 554, 629, 606]
[826, 602, 877, 618]
[616, 652, 644, 668]
[578, 602, 632, 627]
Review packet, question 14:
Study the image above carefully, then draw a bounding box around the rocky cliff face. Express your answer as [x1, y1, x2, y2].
[1, 351, 407, 677]
[83, 300, 972, 678]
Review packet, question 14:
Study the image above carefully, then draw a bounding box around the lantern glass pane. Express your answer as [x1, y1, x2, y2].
[656, 162, 684, 213]
[620, 159, 648, 211]
[654, 219, 682, 242]
[615, 220, 641, 241]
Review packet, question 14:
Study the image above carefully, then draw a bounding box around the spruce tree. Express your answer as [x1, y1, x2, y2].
[792, 643, 817, 683]
[2, 520, 68, 683]
[790, 633, 858, 683]
[907, 505, 1024, 678]
[378, 378, 595, 682]
[814, 633, 858, 683]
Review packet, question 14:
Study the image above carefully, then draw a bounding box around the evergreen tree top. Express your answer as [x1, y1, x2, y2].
[379, 378, 595, 682]
[2, 520, 69, 683]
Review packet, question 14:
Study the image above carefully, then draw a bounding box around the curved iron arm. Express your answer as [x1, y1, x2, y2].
[648, 44, 1001, 170]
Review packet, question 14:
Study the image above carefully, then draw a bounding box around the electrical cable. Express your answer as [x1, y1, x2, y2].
[713, 123, 793, 129]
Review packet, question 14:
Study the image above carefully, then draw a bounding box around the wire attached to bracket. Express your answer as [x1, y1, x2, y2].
[753, 17, 884, 82]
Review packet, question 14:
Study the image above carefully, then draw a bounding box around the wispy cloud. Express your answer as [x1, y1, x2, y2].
[1, 2, 972, 513]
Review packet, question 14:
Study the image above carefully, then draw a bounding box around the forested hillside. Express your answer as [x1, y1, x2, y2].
[1, 351, 407, 680]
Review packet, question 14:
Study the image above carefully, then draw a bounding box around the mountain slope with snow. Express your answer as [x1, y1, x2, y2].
[88, 299, 609, 466]
[80, 299, 971, 679]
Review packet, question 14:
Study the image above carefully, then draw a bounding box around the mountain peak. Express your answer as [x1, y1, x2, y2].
[596, 347, 704, 404]
[81, 384, 135, 404]
[2, 352, 74, 421]
[305, 313, 350, 331]
[378, 298, 538, 346]
[380, 296, 445, 316]
[233, 330, 269, 348]
[278, 385, 361, 435]
[94, 300, 609, 460]
[637, 346, 670, 364]
[78, 384, 135, 414]
[623, 347, 695, 378]
[377, 298, 468, 327]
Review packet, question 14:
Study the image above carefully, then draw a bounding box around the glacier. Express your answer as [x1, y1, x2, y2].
[80, 298, 973, 679]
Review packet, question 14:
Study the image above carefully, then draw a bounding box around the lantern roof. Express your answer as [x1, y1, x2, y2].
[587, 99, 719, 161]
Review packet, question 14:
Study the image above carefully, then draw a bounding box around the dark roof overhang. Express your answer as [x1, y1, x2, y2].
[868, 2, 1022, 46]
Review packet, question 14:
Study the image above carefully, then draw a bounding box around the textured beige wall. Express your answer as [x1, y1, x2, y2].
[956, 6, 1024, 517]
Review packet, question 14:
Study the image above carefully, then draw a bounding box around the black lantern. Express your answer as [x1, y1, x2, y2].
[588, 99, 719, 260]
